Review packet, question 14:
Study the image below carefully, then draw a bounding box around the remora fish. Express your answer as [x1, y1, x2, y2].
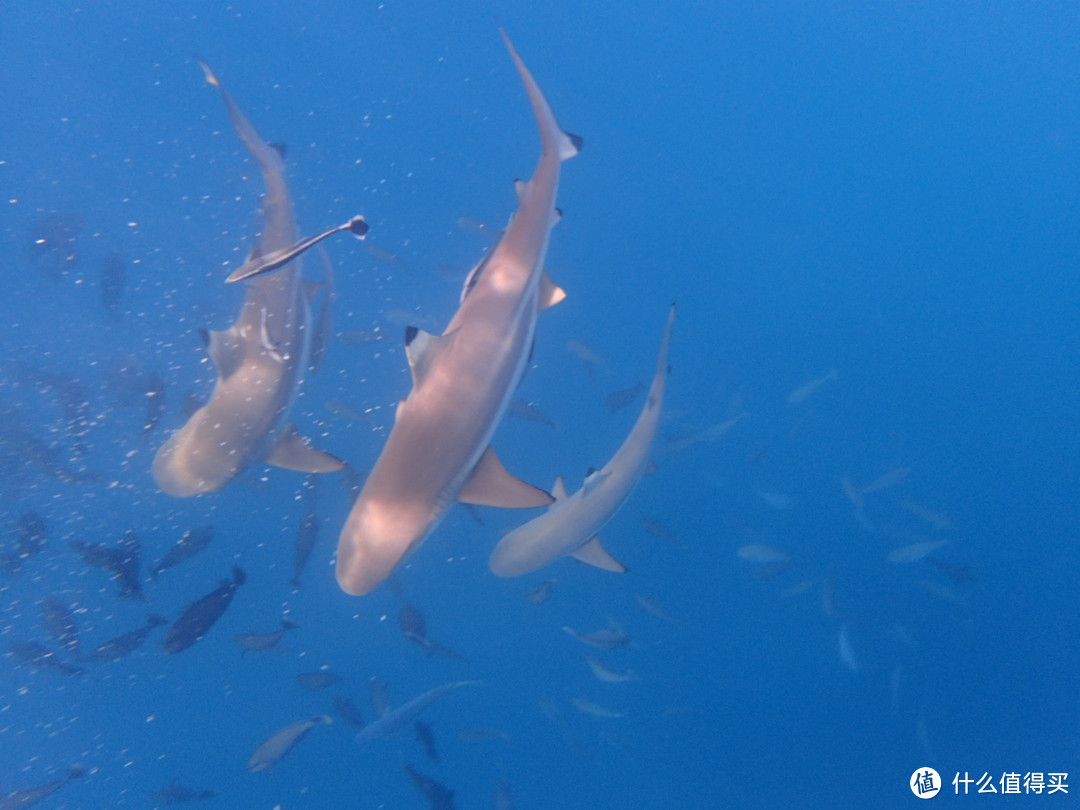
[355, 681, 481, 744]
[39, 597, 80, 658]
[290, 476, 319, 589]
[490, 306, 675, 577]
[151, 60, 344, 497]
[0, 764, 85, 810]
[163, 565, 246, 654]
[8, 642, 84, 676]
[335, 30, 580, 596]
[248, 715, 332, 772]
[83, 615, 168, 663]
[403, 763, 456, 810]
[70, 530, 145, 600]
[149, 781, 219, 805]
[234, 618, 299, 654]
[150, 525, 215, 579]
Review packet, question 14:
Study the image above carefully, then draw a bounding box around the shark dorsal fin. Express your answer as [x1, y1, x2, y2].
[265, 424, 344, 473]
[404, 327, 454, 389]
[551, 476, 568, 501]
[538, 272, 566, 311]
[202, 326, 246, 380]
[571, 537, 627, 573]
[458, 447, 554, 509]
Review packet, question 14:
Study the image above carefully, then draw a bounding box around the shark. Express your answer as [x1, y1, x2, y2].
[489, 305, 676, 577]
[335, 30, 581, 595]
[152, 61, 344, 497]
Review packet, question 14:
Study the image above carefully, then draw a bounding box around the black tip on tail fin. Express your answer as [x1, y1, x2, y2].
[404, 325, 419, 346]
[232, 565, 247, 586]
[348, 216, 369, 238]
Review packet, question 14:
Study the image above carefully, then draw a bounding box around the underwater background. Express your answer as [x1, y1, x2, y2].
[1, 1, 1078, 807]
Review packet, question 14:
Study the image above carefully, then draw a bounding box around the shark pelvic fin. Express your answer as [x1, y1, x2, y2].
[265, 424, 345, 473]
[458, 447, 554, 508]
[202, 326, 246, 380]
[571, 537, 627, 573]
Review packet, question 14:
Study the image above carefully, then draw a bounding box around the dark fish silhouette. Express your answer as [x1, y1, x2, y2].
[100, 252, 125, 315]
[149, 781, 219, 805]
[414, 720, 439, 763]
[234, 618, 299, 654]
[163, 566, 246, 654]
[39, 597, 80, 658]
[28, 213, 81, 279]
[14, 366, 93, 456]
[83, 615, 168, 663]
[3, 512, 47, 574]
[507, 398, 558, 430]
[403, 763, 456, 810]
[0, 763, 85, 809]
[332, 694, 365, 729]
[71, 530, 144, 600]
[295, 670, 337, 690]
[151, 525, 215, 579]
[397, 603, 427, 642]
[603, 380, 646, 412]
[925, 555, 976, 584]
[8, 642, 84, 676]
[397, 603, 467, 661]
[291, 476, 319, 589]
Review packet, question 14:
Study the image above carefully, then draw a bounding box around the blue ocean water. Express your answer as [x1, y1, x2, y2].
[2, 1, 1078, 807]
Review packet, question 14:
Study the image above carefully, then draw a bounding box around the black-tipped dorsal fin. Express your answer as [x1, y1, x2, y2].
[582, 467, 609, 497]
[458, 447, 554, 508]
[405, 327, 454, 389]
[571, 537, 626, 573]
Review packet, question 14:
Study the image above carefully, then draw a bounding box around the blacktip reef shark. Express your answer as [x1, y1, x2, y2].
[152, 60, 351, 497]
[335, 29, 581, 595]
[489, 305, 676, 577]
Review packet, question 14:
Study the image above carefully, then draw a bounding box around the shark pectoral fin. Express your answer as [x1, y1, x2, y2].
[404, 327, 454, 389]
[539, 272, 566, 310]
[571, 537, 627, 573]
[265, 424, 345, 473]
[458, 447, 554, 508]
[551, 476, 569, 501]
[202, 326, 246, 379]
